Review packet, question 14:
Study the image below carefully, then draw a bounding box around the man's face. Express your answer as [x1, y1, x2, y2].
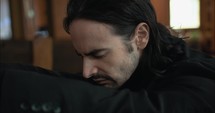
[69, 19, 141, 88]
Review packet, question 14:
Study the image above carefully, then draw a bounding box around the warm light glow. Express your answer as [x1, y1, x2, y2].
[170, 0, 200, 29]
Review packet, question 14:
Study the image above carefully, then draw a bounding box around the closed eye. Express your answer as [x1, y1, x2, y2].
[91, 51, 107, 59]
[89, 49, 109, 59]
[75, 49, 109, 59]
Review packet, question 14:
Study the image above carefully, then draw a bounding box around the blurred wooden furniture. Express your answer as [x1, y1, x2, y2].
[200, 0, 215, 56]
[33, 38, 53, 70]
[0, 38, 82, 73]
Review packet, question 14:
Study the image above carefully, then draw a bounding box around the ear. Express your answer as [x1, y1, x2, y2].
[133, 22, 149, 50]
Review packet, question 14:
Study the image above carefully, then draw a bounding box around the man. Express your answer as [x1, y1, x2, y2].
[1, 0, 215, 113]
[63, 0, 215, 89]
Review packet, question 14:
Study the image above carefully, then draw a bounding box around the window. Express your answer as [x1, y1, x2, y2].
[0, 0, 12, 40]
[170, 0, 200, 29]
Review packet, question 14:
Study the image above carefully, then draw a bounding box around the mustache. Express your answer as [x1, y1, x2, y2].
[89, 73, 115, 82]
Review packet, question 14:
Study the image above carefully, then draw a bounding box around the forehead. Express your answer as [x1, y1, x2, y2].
[69, 19, 115, 38]
[68, 19, 126, 52]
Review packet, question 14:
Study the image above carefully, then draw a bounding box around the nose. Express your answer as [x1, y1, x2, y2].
[82, 58, 98, 78]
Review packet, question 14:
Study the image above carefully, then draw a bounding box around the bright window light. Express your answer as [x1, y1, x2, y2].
[0, 0, 12, 40]
[170, 0, 200, 29]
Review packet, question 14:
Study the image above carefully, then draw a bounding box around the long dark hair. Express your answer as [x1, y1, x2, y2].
[63, 0, 186, 73]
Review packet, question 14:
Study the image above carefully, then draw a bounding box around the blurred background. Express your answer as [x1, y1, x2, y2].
[0, 0, 214, 73]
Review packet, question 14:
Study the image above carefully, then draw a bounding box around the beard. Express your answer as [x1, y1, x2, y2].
[118, 50, 140, 86]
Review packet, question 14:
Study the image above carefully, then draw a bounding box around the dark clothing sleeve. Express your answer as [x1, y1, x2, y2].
[0, 63, 215, 113]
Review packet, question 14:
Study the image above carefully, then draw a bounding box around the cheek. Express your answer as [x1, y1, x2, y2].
[96, 53, 122, 74]
[98, 57, 118, 72]
[96, 46, 131, 74]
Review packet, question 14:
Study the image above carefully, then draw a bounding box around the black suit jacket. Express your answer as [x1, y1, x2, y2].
[1, 55, 215, 113]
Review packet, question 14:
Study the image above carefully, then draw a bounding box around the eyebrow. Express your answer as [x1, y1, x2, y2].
[75, 49, 109, 56]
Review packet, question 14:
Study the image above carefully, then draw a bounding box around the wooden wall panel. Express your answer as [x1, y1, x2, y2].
[200, 0, 215, 56]
[33, 0, 48, 29]
[10, 0, 37, 40]
[50, 0, 70, 39]
[151, 0, 170, 26]
[9, 0, 24, 40]
[209, 0, 214, 55]
[22, 0, 37, 40]
[33, 38, 53, 70]
[53, 40, 82, 73]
